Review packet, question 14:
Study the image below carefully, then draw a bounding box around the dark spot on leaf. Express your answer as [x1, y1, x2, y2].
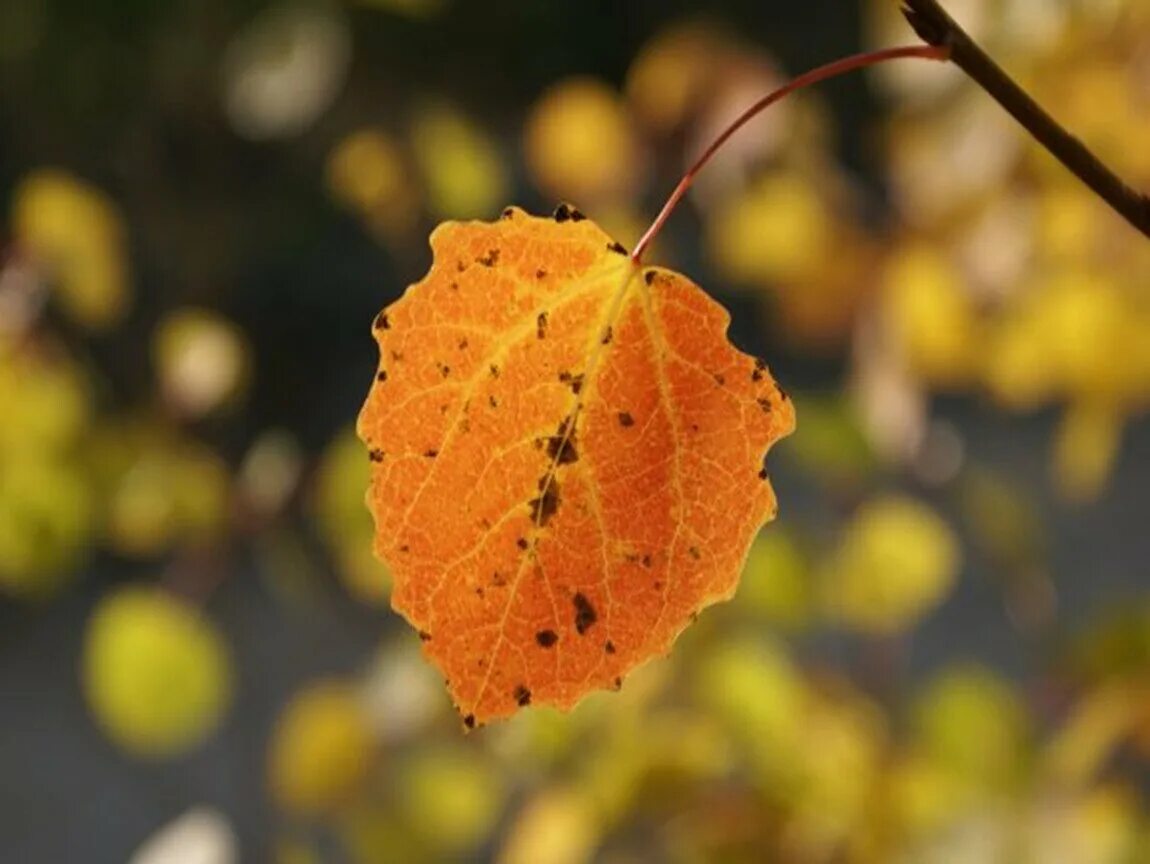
[458, 338, 469, 350]
[605, 640, 616, 654]
[653, 580, 663, 590]
[475, 586, 485, 597]
[514, 684, 532, 706]
[535, 268, 547, 279]
[501, 207, 515, 219]
[376, 370, 387, 382]
[712, 372, 726, 387]
[573, 592, 597, 634]
[752, 358, 767, 382]
[438, 362, 451, 378]
[390, 350, 404, 362]
[477, 248, 499, 267]
[617, 411, 634, 428]
[399, 545, 409, 553]
[641, 554, 652, 568]
[606, 241, 627, 255]
[463, 714, 476, 729]
[492, 571, 508, 586]
[488, 394, 499, 408]
[489, 364, 500, 378]
[529, 481, 560, 527]
[374, 312, 390, 330]
[459, 418, 470, 433]
[546, 417, 578, 465]
[516, 537, 529, 550]
[644, 270, 657, 285]
[424, 449, 439, 458]
[536, 629, 558, 648]
[688, 546, 701, 560]
[601, 325, 613, 345]
[456, 260, 467, 272]
[778, 385, 790, 401]
[537, 311, 548, 339]
[418, 630, 431, 642]
[558, 371, 584, 394]
[613, 677, 623, 690]
[368, 448, 384, 463]
[450, 281, 459, 291]
[757, 397, 773, 414]
[553, 203, 585, 222]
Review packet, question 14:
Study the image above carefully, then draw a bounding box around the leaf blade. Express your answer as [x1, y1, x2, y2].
[358, 208, 794, 725]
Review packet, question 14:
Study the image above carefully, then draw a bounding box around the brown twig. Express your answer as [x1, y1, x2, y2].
[631, 44, 950, 263]
[901, 0, 1150, 239]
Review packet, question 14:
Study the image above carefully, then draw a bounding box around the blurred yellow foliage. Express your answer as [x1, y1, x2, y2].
[880, 753, 969, 846]
[789, 688, 887, 857]
[1053, 401, 1124, 503]
[337, 802, 422, 864]
[625, 21, 727, 136]
[1026, 784, 1143, 864]
[315, 426, 388, 604]
[1043, 680, 1150, 788]
[0, 340, 90, 455]
[882, 242, 980, 388]
[0, 340, 94, 595]
[95, 424, 231, 558]
[0, 455, 93, 597]
[12, 169, 129, 330]
[327, 128, 421, 242]
[823, 495, 960, 634]
[912, 665, 1029, 795]
[695, 636, 805, 786]
[524, 78, 641, 205]
[784, 394, 876, 488]
[269, 680, 378, 816]
[498, 787, 599, 864]
[708, 172, 832, 288]
[737, 526, 812, 630]
[984, 307, 1059, 410]
[411, 102, 508, 220]
[399, 747, 507, 852]
[83, 586, 232, 757]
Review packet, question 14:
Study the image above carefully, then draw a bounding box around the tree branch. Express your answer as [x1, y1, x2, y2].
[901, 0, 1150, 239]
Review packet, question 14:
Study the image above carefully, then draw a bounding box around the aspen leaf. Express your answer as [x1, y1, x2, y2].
[358, 206, 794, 726]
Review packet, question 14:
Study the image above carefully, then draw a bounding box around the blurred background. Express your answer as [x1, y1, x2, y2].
[2, 0, 1150, 861]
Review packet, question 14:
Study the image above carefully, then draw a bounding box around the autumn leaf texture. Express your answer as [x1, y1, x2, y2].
[358, 206, 794, 725]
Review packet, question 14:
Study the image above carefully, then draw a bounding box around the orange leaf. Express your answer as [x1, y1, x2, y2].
[357, 205, 794, 726]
